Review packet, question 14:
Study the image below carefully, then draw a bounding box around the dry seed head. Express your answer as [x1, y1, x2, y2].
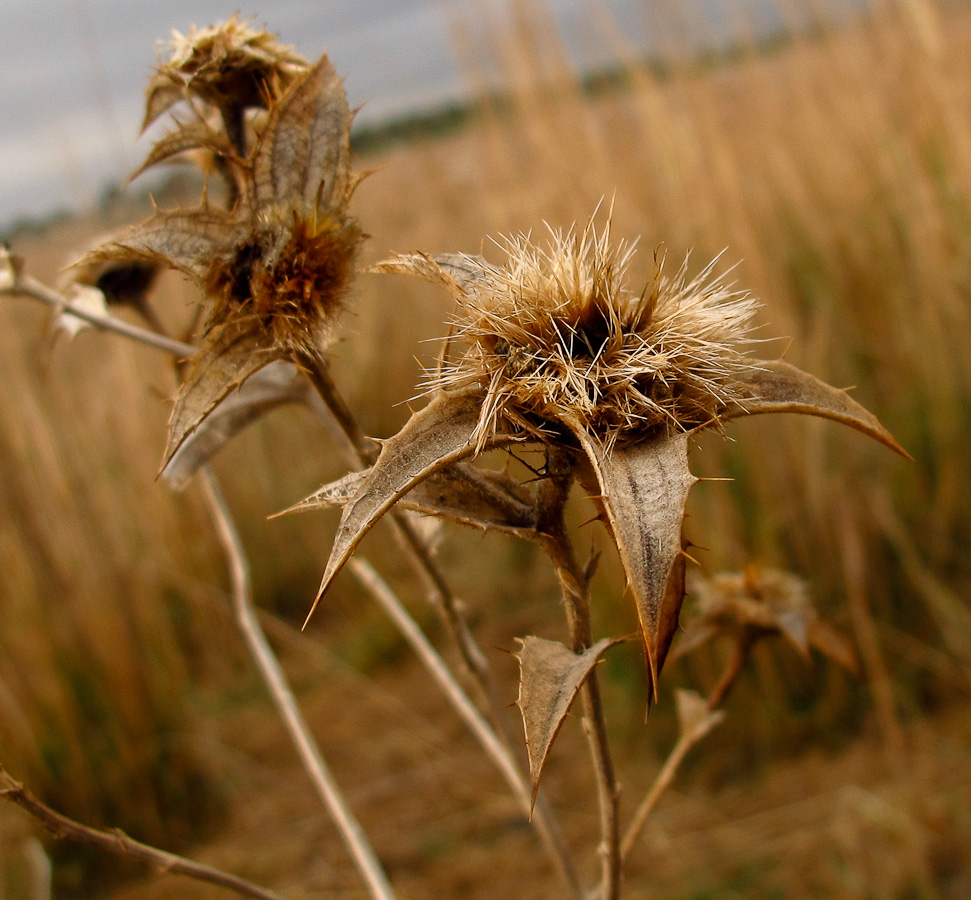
[158, 15, 308, 111]
[435, 220, 760, 447]
[203, 209, 362, 356]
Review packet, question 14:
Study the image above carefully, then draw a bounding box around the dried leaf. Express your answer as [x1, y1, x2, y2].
[163, 360, 309, 488]
[675, 688, 724, 742]
[371, 253, 486, 305]
[281, 469, 367, 513]
[308, 389, 486, 622]
[574, 429, 697, 700]
[142, 72, 185, 132]
[253, 54, 351, 213]
[515, 636, 619, 807]
[131, 121, 235, 181]
[163, 322, 280, 474]
[54, 284, 108, 339]
[729, 359, 909, 457]
[399, 464, 538, 537]
[78, 209, 237, 282]
[282, 461, 538, 537]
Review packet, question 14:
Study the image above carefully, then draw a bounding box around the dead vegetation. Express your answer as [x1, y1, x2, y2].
[1, 1, 969, 898]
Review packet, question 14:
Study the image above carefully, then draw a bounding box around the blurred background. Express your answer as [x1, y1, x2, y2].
[2, 1, 969, 898]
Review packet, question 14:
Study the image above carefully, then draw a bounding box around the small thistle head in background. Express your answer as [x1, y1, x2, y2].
[306, 213, 905, 698]
[672, 565, 859, 672]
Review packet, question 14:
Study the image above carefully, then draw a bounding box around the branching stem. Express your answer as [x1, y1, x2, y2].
[0, 767, 288, 900]
[620, 638, 748, 863]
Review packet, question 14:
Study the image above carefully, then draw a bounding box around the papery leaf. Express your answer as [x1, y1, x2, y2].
[142, 72, 185, 132]
[675, 688, 724, 742]
[515, 636, 619, 808]
[254, 53, 351, 213]
[281, 469, 368, 513]
[77, 209, 236, 281]
[308, 389, 487, 622]
[282, 462, 538, 538]
[54, 285, 108, 339]
[729, 359, 908, 457]
[131, 122, 235, 181]
[163, 322, 281, 476]
[399, 464, 538, 538]
[574, 428, 697, 700]
[371, 253, 489, 304]
[163, 360, 309, 488]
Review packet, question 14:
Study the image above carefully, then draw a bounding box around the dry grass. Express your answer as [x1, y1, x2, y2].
[2, 0, 970, 897]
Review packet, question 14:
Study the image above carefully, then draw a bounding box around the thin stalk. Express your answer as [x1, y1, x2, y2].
[350, 558, 584, 899]
[199, 467, 397, 900]
[300, 356, 581, 895]
[537, 458, 621, 900]
[0, 767, 288, 900]
[6, 273, 196, 358]
[620, 639, 747, 863]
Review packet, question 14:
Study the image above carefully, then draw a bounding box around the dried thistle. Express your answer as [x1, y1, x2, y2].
[305, 215, 905, 697]
[143, 15, 309, 134]
[82, 54, 364, 473]
[673, 565, 859, 672]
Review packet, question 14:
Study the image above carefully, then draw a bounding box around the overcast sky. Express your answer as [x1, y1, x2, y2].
[0, 0, 795, 225]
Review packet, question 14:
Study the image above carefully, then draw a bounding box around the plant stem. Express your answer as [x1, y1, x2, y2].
[6, 274, 196, 358]
[537, 454, 621, 900]
[620, 639, 747, 863]
[350, 558, 584, 899]
[0, 767, 288, 900]
[199, 467, 398, 900]
[300, 353, 582, 897]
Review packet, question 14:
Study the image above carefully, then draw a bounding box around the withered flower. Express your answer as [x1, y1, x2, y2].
[143, 15, 309, 134]
[84, 54, 364, 475]
[306, 217, 905, 696]
[672, 566, 859, 673]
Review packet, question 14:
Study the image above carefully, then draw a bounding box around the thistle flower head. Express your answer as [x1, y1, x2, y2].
[151, 15, 308, 119]
[202, 207, 362, 356]
[433, 221, 759, 448]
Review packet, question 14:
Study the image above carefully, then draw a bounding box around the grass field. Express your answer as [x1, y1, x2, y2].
[2, 1, 970, 897]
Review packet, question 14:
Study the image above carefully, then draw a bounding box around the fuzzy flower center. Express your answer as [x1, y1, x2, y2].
[438, 225, 760, 445]
[205, 213, 362, 352]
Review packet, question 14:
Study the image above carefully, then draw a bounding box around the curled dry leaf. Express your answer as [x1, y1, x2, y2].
[307, 389, 499, 623]
[727, 359, 910, 458]
[162, 360, 311, 488]
[574, 429, 696, 702]
[287, 461, 539, 538]
[515, 636, 621, 808]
